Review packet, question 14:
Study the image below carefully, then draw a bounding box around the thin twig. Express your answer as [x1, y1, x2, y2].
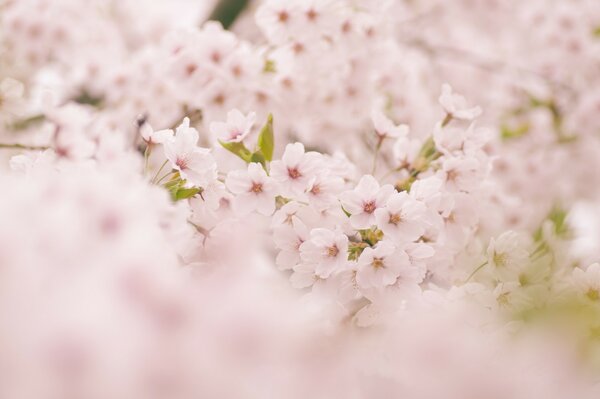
[0, 143, 49, 151]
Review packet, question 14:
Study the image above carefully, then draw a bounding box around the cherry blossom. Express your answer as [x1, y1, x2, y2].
[270, 142, 321, 198]
[355, 240, 410, 289]
[374, 192, 427, 243]
[299, 227, 349, 278]
[162, 118, 217, 187]
[210, 108, 256, 143]
[225, 162, 277, 216]
[340, 175, 395, 229]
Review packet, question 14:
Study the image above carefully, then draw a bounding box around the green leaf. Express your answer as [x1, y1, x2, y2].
[500, 123, 530, 141]
[219, 140, 253, 163]
[173, 187, 202, 201]
[206, 0, 249, 29]
[257, 113, 274, 162]
[164, 177, 202, 201]
[250, 151, 266, 166]
[72, 91, 104, 107]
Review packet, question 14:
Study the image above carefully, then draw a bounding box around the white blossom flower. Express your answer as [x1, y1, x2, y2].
[273, 219, 310, 270]
[371, 109, 409, 140]
[270, 142, 321, 198]
[163, 118, 217, 187]
[141, 123, 173, 145]
[209, 108, 256, 143]
[305, 172, 344, 211]
[299, 228, 348, 278]
[374, 192, 426, 243]
[356, 240, 410, 289]
[340, 175, 395, 229]
[573, 263, 600, 301]
[438, 83, 482, 121]
[225, 162, 277, 216]
[440, 156, 482, 193]
[487, 231, 530, 279]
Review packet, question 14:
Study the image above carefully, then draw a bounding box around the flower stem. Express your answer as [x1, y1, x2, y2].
[465, 261, 488, 282]
[151, 159, 169, 184]
[371, 136, 384, 175]
[0, 142, 49, 151]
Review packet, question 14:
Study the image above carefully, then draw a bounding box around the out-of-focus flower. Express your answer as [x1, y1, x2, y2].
[438, 83, 482, 121]
[210, 108, 256, 143]
[573, 263, 600, 301]
[371, 109, 409, 140]
[487, 231, 530, 278]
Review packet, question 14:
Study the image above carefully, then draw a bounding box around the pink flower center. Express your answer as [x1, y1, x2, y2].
[175, 157, 189, 170]
[363, 200, 376, 214]
[250, 182, 263, 193]
[229, 130, 242, 140]
[287, 167, 301, 179]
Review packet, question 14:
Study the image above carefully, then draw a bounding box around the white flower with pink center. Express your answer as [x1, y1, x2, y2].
[438, 83, 482, 121]
[299, 228, 349, 278]
[210, 109, 256, 143]
[271, 142, 321, 198]
[340, 175, 395, 229]
[225, 162, 277, 216]
[375, 192, 427, 244]
[356, 240, 410, 290]
[273, 219, 310, 270]
[371, 109, 409, 140]
[163, 118, 217, 187]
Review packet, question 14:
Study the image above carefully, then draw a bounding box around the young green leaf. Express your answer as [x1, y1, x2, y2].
[257, 113, 274, 162]
[219, 140, 253, 163]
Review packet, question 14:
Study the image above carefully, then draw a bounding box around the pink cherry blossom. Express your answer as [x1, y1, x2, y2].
[340, 175, 395, 229]
[225, 162, 277, 216]
[356, 240, 410, 289]
[299, 228, 349, 278]
[163, 117, 217, 187]
[270, 142, 321, 198]
[210, 108, 256, 143]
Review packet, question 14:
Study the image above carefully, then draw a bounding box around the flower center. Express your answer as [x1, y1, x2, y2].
[277, 10, 289, 23]
[371, 257, 385, 269]
[363, 200, 376, 214]
[175, 157, 188, 170]
[493, 252, 508, 267]
[447, 169, 459, 182]
[288, 167, 301, 179]
[310, 184, 321, 195]
[250, 182, 263, 193]
[388, 213, 401, 225]
[229, 130, 242, 140]
[586, 289, 599, 301]
[326, 245, 339, 257]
